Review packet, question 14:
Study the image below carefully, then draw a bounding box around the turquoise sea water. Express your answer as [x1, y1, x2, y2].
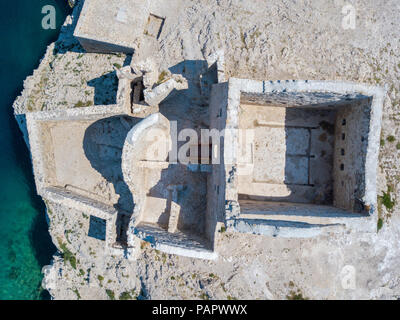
[0, 0, 69, 299]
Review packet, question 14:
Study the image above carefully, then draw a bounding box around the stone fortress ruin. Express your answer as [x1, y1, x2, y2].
[21, 0, 385, 260]
[215, 80, 385, 237]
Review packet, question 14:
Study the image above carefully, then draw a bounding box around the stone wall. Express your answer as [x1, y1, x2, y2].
[25, 104, 130, 254]
[122, 112, 171, 227]
[207, 82, 229, 243]
[333, 98, 372, 212]
[74, 0, 150, 54]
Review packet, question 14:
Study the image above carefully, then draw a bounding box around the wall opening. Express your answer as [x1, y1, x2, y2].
[131, 79, 145, 104]
[144, 14, 165, 39]
[88, 215, 107, 241]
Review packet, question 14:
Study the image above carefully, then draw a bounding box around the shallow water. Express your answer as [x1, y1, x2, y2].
[0, 0, 69, 299]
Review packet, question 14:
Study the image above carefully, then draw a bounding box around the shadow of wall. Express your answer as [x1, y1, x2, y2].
[83, 115, 141, 245]
[146, 164, 208, 238]
[281, 106, 336, 206]
[87, 72, 119, 105]
[53, 0, 85, 55]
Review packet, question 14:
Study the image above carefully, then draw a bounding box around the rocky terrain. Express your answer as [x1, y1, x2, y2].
[13, 0, 400, 299]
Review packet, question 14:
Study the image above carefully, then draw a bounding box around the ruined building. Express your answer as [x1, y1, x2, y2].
[22, 0, 385, 260]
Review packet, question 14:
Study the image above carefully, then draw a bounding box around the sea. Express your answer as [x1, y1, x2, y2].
[0, 0, 70, 299]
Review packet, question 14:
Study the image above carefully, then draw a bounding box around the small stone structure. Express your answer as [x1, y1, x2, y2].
[74, 0, 167, 53]
[122, 113, 217, 260]
[25, 104, 131, 255]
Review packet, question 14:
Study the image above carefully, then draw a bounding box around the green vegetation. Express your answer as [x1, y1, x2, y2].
[98, 275, 104, 286]
[119, 291, 136, 300]
[377, 218, 384, 232]
[396, 143, 400, 150]
[140, 241, 149, 249]
[74, 100, 93, 108]
[57, 237, 77, 269]
[380, 191, 395, 211]
[157, 70, 169, 84]
[387, 135, 396, 143]
[26, 71, 51, 111]
[199, 292, 209, 300]
[113, 63, 122, 69]
[286, 282, 308, 300]
[106, 289, 115, 300]
[286, 289, 308, 300]
[72, 288, 81, 300]
[376, 185, 396, 232]
[88, 247, 97, 258]
[220, 283, 227, 293]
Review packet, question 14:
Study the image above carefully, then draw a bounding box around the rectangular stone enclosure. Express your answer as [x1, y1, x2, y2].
[74, 0, 151, 53]
[211, 80, 385, 234]
[238, 92, 372, 214]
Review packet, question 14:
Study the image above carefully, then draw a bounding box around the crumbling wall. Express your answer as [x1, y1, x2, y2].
[25, 105, 131, 255]
[122, 113, 171, 227]
[333, 98, 372, 212]
[44, 186, 117, 252]
[207, 82, 229, 243]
